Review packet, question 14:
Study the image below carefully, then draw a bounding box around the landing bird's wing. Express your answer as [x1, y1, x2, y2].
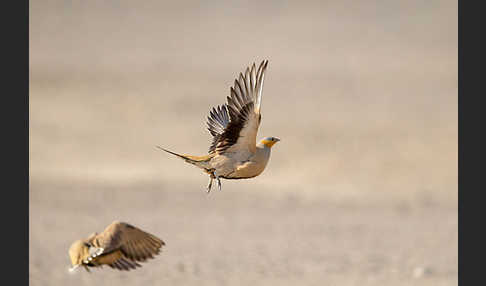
[88, 221, 165, 270]
[206, 60, 268, 155]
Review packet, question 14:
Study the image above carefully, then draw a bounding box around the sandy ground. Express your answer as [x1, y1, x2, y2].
[30, 1, 457, 285]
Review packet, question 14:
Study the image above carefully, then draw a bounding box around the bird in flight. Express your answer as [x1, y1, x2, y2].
[158, 60, 280, 193]
[68, 221, 165, 272]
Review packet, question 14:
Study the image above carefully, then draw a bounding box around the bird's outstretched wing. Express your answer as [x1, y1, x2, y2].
[206, 60, 268, 154]
[88, 221, 165, 269]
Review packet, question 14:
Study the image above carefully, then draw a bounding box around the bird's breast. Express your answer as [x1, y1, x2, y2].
[225, 155, 269, 179]
[211, 147, 271, 179]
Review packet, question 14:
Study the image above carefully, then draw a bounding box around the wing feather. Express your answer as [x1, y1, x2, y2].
[205, 60, 269, 154]
[93, 221, 165, 264]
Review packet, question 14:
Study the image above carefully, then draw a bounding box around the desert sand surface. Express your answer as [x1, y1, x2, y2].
[30, 1, 457, 285]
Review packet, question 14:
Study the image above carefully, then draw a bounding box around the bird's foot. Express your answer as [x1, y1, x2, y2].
[216, 176, 222, 191]
[206, 178, 213, 193]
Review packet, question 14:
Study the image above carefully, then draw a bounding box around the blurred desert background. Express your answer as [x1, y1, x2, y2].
[29, 1, 457, 285]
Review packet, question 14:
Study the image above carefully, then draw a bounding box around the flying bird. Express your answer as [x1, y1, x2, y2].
[68, 221, 165, 272]
[158, 60, 280, 193]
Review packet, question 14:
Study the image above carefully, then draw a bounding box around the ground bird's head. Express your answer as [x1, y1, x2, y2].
[68, 240, 90, 271]
[259, 137, 280, 148]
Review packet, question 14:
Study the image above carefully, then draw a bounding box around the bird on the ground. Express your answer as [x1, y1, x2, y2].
[158, 60, 280, 193]
[68, 221, 165, 272]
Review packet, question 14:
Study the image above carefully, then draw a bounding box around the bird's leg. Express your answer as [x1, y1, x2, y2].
[205, 169, 216, 193]
[206, 177, 213, 193]
[216, 176, 222, 191]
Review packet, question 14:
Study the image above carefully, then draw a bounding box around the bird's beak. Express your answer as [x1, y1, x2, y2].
[69, 264, 81, 273]
[275, 138, 281, 142]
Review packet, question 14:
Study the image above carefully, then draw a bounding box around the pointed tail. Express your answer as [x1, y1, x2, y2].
[156, 146, 212, 169]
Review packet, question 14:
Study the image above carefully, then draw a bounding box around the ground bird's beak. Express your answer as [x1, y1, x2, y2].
[275, 138, 280, 142]
[69, 264, 81, 273]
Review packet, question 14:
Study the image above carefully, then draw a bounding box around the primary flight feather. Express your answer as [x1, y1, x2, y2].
[158, 60, 280, 193]
[68, 221, 165, 272]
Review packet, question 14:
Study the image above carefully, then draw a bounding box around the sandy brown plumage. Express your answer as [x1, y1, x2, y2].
[159, 60, 280, 193]
[68, 221, 165, 272]
[207, 60, 267, 154]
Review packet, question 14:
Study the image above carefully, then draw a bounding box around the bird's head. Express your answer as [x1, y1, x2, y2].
[259, 137, 280, 148]
[68, 240, 90, 271]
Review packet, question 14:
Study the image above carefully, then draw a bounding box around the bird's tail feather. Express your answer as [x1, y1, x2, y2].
[156, 146, 212, 169]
